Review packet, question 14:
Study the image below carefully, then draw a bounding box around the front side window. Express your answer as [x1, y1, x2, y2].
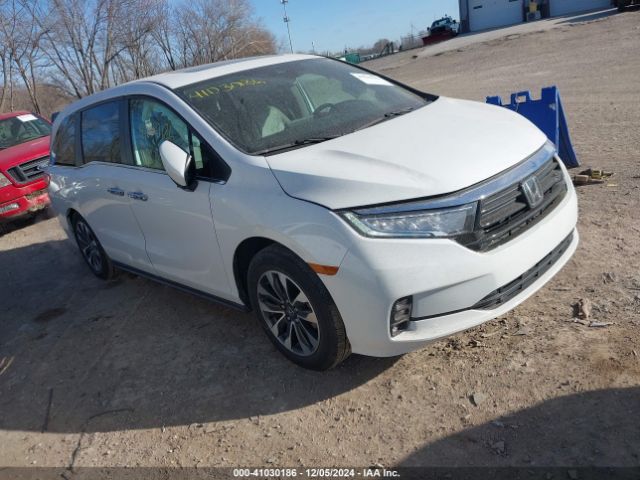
[129, 99, 190, 170]
[0, 114, 51, 150]
[129, 98, 225, 179]
[176, 58, 431, 155]
[52, 115, 76, 166]
[81, 101, 121, 164]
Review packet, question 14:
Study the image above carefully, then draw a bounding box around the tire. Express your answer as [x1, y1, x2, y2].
[247, 245, 351, 370]
[71, 214, 115, 280]
[618, 0, 627, 11]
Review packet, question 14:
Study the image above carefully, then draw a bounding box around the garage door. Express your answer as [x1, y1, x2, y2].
[550, 0, 611, 16]
[468, 0, 523, 32]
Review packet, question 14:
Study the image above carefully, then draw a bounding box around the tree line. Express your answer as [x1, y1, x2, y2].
[0, 0, 278, 117]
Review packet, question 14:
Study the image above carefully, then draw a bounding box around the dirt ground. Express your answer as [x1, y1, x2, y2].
[1, 9, 639, 476]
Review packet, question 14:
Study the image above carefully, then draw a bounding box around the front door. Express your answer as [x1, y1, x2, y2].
[122, 97, 231, 297]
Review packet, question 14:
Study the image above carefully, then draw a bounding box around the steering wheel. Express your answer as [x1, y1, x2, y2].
[313, 103, 335, 118]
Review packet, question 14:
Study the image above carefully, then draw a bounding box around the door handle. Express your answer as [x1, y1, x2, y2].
[107, 187, 125, 196]
[127, 191, 148, 201]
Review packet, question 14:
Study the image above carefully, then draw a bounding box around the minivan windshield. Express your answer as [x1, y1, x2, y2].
[0, 114, 51, 150]
[176, 58, 432, 155]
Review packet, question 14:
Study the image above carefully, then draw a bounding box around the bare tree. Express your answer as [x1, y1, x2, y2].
[27, 0, 153, 97]
[108, 0, 164, 83]
[0, 39, 8, 111]
[26, 0, 101, 98]
[0, 0, 47, 113]
[0, 2, 71, 119]
[373, 38, 392, 53]
[0, 0, 7, 110]
[2, 0, 277, 106]
[151, 0, 180, 70]
[175, 0, 276, 66]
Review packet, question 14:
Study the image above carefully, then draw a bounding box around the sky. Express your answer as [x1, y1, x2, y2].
[252, 0, 460, 54]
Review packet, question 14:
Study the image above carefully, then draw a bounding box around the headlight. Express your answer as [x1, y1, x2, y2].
[341, 202, 477, 238]
[0, 173, 12, 188]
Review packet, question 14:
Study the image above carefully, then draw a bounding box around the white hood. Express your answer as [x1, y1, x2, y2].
[265, 97, 548, 210]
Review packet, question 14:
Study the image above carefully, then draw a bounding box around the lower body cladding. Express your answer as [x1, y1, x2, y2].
[322, 185, 578, 357]
[0, 188, 50, 220]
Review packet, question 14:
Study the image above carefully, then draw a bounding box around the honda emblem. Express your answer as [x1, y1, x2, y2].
[521, 176, 544, 208]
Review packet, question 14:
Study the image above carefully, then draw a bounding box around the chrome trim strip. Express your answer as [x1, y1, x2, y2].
[350, 141, 556, 215]
[50, 160, 227, 184]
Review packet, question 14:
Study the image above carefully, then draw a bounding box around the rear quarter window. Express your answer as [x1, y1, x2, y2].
[81, 101, 121, 164]
[52, 116, 77, 166]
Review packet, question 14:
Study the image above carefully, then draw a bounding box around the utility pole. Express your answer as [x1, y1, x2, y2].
[281, 0, 293, 53]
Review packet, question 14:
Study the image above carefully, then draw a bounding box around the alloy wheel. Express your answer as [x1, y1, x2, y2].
[75, 220, 103, 273]
[257, 270, 320, 356]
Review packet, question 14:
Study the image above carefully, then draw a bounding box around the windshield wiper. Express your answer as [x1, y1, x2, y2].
[254, 135, 342, 156]
[294, 136, 342, 145]
[355, 107, 416, 132]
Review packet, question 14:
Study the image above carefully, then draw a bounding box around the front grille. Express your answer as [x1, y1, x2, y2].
[7, 156, 50, 185]
[461, 157, 567, 251]
[472, 232, 574, 310]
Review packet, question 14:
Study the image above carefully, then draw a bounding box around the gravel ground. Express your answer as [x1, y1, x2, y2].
[1, 9, 639, 476]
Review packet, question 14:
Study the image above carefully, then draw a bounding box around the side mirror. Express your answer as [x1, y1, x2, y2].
[159, 140, 197, 191]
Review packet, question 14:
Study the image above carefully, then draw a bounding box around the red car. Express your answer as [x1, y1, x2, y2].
[0, 111, 52, 221]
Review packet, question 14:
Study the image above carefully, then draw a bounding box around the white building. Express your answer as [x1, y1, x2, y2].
[458, 0, 614, 32]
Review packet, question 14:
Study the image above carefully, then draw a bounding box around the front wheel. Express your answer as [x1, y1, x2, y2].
[247, 245, 350, 370]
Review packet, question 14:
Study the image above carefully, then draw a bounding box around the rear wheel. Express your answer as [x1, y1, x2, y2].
[247, 245, 350, 370]
[71, 214, 115, 280]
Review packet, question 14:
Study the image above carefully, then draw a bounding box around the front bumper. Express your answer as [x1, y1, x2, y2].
[0, 182, 50, 220]
[322, 172, 578, 357]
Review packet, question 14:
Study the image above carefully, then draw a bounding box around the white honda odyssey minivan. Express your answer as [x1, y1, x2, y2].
[48, 54, 578, 370]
